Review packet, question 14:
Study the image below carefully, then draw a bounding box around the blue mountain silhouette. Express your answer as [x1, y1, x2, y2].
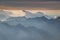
[0, 15, 60, 40]
[0, 10, 60, 40]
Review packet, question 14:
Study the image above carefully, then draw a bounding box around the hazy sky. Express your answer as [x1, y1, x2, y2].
[2, 10, 60, 17]
[0, 1, 60, 16]
[0, 0, 60, 1]
[0, 1, 60, 10]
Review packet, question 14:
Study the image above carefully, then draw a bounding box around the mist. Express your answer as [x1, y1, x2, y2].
[0, 10, 60, 40]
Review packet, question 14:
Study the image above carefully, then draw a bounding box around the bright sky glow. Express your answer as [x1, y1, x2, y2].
[1, 9, 60, 17]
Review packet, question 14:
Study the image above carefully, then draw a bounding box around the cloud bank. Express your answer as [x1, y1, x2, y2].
[0, 10, 59, 21]
[23, 10, 58, 19]
[0, 10, 11, 21]
[0, 10, 60, 40]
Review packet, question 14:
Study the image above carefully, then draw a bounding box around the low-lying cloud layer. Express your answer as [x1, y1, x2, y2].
[23, 10, 58, 19]
[0, 10, 59, 21]
[0, 10, 11, 21]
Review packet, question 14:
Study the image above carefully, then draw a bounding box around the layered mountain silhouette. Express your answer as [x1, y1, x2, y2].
[0, 10, 60, 40]
[0, 16, 59, 40]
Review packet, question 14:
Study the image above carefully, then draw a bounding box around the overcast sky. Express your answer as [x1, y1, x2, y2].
[0, 0, 60, 16]
[0, 0, 60, 1]
[0, 1, 60, 10]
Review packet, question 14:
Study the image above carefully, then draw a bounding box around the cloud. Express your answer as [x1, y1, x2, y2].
[23, 10, 58, 19]
[0, 10, 10, 21]
[23, 10, 44, 18]
[0, 10, 59, 22]
[45, 15, 58, 19]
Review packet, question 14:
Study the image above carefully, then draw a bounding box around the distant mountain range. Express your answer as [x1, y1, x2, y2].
[0, 10, 60, 40]
[0, 15, 59, 40]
